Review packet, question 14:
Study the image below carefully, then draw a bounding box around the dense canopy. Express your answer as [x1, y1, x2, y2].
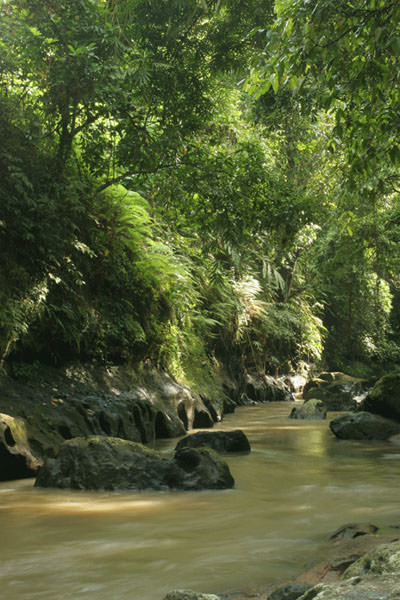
[1, 0, 400, 386]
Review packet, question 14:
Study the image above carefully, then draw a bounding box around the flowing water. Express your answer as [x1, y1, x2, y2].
[2, 402, 400, 600]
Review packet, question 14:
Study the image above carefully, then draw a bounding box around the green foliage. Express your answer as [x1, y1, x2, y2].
[248, 0, 400, 177]
[1, 0, 400, 387]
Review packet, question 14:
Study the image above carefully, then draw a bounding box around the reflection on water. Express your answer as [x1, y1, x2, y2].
[1, 402, 400, 600]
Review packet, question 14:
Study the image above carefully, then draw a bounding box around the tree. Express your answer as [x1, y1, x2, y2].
[247, 0, 400, 177]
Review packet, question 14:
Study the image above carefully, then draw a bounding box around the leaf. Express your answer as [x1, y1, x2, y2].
[390, 37, 400, 56]
[271, 73, 279, 93]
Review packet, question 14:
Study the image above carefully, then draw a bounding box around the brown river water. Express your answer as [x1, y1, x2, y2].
[1, 402, 400, 600]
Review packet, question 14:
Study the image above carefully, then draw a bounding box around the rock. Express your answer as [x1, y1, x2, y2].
[162, 590, 220, 600]
[304, 387, 356, 411]
[175, 430, 250, 454]
[343, 540, 400, 578]
[35, 436, 235, 491]
[145, 370, 217, 431]
[283, 375, 307, 394]
[172, 447, 235, 490]
[296, 532, 400, 586]
[245, 373, 293, 403]
[268, 583, 313, 600]
[318, 372, 337, 383]
[298, 574, 400, 600]
[303, 377, 325, 396]
[303, 372, 364, 411]
[329, 523, 378, 541]
[289, 398, 327, 420]
[0, 413, 42, 480]
[362, 371, 400, 422]
[23, 392, 177, 459]
[222, 396, 236, 414]
[329, 411, 400, 440]
[0, 366, 219, 464]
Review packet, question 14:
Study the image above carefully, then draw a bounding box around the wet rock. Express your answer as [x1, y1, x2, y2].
[163, 591, 220, 600]
[329, 523, 378, 541]
[362, 371, 400, 422]
[343, 540, 400, 578]
[289, 398, 327, 420]
[0, 413, 42, 480]
[172, 447, 235, 490]
[299, 574, 400, 600]
[268, 583, 313, 600]
[303, 373, 364, 411]
[329, 411, 400, 440]
[175, 430, 250, 454]
[35, 436, 235, 491]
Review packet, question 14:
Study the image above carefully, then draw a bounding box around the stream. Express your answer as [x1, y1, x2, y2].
[1, 402, 400, 600]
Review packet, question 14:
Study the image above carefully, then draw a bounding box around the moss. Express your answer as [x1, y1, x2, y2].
[344, 541, 400, 578]
[71, 435, 161, 458]
[369, 371, 400, 399]
[365, 371, 400, 421]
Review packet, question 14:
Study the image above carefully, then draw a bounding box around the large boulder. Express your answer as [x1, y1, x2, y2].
[362, 371, 400, 422]
[329, 411, 400, 440]
[289, 398, 327, 420]
[303, 372, 364, 411]
[175, 430, 250, 454]
[35, 436, 235, 491]
[343, 541, 400, 578]
[0, 413, 42, 480]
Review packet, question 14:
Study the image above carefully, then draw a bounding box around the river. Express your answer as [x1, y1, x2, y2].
[1, 402, 400, 599]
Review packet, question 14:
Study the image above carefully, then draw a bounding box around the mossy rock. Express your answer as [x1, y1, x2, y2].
[362, 371, 400, 422]
[299, 574, 400, 600]
[303, 372, 363, 411]
[289, 398, 327, 420]
[343, 540, 400, 578]
[35, 435, 234, 491]
[329, 411, 400, 440]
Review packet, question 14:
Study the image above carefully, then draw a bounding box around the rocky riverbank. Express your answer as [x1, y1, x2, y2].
[3, 364, 400, 600]
[0, 361, 296, 481]
[164, 522, 400, 600]
[159, 370, 400, 600]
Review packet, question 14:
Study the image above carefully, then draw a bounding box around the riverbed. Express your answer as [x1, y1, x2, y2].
[1, 402, 400, 599]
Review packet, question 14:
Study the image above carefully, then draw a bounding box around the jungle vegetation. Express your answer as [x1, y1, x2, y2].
[1, 0, 399, 387]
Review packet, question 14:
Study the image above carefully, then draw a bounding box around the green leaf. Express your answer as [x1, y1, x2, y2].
[390, 37, 400, 56]
[271, 73, 279, 93]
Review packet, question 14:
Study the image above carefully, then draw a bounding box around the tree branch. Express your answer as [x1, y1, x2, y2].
[95, 162, 178, 193]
